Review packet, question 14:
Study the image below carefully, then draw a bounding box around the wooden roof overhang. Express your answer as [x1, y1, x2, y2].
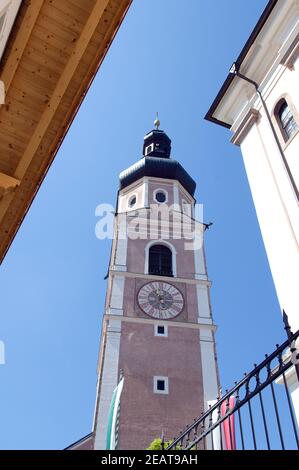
[0, 0, 132, 263]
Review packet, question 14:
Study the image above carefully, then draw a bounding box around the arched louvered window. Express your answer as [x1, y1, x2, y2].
[276, 99, 298, 141]
[148, 244, 173, 277]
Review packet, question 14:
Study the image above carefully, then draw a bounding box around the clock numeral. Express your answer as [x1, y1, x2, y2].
[171, 304, 181, 313]
[163, 283, 172, 292]
[165, 311, 173, 319]
[159, 310, 166, 319]
[143, 304, 152, 314]
[152, 282, 160, 290]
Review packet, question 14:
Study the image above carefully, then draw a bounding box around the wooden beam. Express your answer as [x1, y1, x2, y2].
[0, 171, 20, 190]
[0, 0, 44, 93]
[0, 192, 15, 222]
[13, 0, 110, 181]
[0, 172, 20, 222]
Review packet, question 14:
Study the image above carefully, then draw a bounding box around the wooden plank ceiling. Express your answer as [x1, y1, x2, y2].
[0, 0, 132, 263]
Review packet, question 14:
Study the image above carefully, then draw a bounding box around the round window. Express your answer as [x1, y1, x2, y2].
[155, 191, 166, 203]
[129, 195, 136, 208]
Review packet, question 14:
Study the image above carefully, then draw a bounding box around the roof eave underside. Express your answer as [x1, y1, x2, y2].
[204, 0, 279, 128]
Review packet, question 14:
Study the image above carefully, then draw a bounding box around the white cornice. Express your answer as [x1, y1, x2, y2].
[104, 313, 217, 332]
[109, 269, 212, 287]
[119, 175, 196, 203]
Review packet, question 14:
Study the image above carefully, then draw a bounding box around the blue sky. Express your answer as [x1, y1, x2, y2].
[0, 0, 285, 450]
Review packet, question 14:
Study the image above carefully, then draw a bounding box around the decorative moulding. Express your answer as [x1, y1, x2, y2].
[105, 313, 217, 332]
[231, 109, 261, 146]
[280, 33, 299, 70]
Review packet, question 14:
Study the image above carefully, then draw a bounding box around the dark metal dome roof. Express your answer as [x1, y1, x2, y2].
[119, 156, 196, 196]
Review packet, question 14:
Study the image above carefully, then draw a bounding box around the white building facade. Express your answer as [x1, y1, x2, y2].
[206, 0, 299, 425]
[206, 0, 299, 333]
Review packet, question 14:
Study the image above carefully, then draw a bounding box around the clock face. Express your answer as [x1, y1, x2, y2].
[137, 281, 184, 319]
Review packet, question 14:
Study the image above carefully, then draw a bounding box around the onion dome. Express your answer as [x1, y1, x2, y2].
[119, 118, 196, 196]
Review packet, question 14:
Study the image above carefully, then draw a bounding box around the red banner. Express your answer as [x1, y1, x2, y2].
[220, 397, 236, 450]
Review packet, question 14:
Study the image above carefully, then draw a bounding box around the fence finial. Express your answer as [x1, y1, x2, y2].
[283, 310, 293, 339]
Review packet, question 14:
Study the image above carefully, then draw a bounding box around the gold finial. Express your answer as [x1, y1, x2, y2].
[154, 112, 160, 130]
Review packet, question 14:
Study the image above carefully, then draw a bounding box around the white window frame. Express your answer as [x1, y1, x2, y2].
[144, 239, 177, 277]
[128, 193, 137, 209]
[154, 324, 168, 337]
[153, 376, 169, 395]
[145, 143, 154, 155]
[153, 188, 168, 204]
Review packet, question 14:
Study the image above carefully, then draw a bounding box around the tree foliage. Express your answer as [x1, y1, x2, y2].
[146, 437, 181, 450]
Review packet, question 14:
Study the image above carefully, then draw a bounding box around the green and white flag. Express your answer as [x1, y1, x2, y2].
[106, 377, 124, 450]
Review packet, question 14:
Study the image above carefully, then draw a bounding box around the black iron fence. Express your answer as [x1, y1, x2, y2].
[167, 322, 299, 450]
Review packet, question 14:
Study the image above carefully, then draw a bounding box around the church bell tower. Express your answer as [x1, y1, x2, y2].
[93, 119, 220, 450]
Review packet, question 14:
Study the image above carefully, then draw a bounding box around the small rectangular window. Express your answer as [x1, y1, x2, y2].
[157, 380, 165, 391]
[145, 143, 154, 155]
[153, 376, 169, 394]
[154, 324, 168, 337]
